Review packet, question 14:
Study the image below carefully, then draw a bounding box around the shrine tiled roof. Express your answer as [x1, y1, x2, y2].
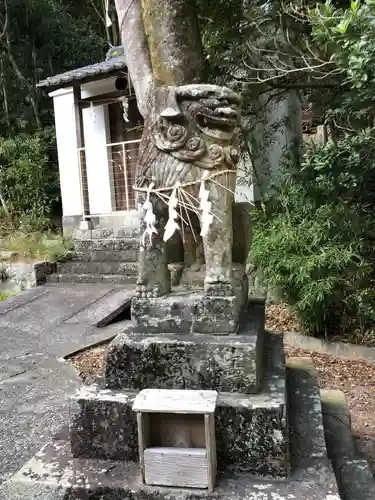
[37, 47, 127, 90]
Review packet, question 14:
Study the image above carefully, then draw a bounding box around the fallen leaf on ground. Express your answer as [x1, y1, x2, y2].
[285, 345, 375, 475]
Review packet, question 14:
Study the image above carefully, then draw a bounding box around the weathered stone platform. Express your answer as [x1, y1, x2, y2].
[70, 332, 286, 476]
[0, 355, 341, 500]
[132, 291, 264, 334]
[104, 330, 263, 392]
[131, 288, 256, 334]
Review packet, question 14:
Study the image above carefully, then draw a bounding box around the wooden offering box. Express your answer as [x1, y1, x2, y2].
[132, 389, 218, 491]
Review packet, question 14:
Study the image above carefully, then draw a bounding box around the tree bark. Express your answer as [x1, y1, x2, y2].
[115, 0, 204, 115]
[140, 0, 203, 86]
[114, 0, 154, 118]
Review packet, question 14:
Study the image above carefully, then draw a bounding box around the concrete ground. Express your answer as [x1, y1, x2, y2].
[0, 283, 132, 486]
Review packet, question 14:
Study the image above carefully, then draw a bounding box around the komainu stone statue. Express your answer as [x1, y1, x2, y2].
[134, 83, 250, 298]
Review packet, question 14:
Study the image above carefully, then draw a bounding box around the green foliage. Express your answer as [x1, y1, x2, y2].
[0, 290, 15, 302]
[312, 0, 375, 89]
[48, 238, 74, 262]
[0, 0, 109, 231]
[244, 0, 375, 341]
[251, 130, 375, 336]
[0, 232, 73, 261]
[0, 261, 10, 281]
[196, 0, 246, 82]
[0, 0, 106, 135]
[0, 129, 60, 230]
[310, 0, 375, 127]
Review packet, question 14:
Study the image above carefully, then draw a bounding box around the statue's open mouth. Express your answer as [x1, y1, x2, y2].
[175, 84, 242, 140]
[196, 104, 239, 139]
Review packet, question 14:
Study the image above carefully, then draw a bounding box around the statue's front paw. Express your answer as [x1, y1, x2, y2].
[136, 281, 160, 299]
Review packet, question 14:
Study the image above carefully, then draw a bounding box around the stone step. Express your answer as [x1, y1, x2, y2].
[46, 273, 137, 284]
[321, 390, 354, 459]
[56, 261, 138, 276]
[284, 356, 340, 495]
[74, 237, 139, 252]
[62, 287, 133, 327]
[72, 249, 138, 262]
[74, 228, 139, 241]
[286, 356, 328, 466]
[321, 389, 375, 499]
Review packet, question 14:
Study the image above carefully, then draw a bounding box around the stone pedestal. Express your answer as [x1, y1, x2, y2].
[66, 289, 290, 479]
[9, 269, 342, 497]
[104, 331, 263, 392]
[69, 330, 287, 477]
[132, 286, 249, 334]
[2, 345, 347, 500]
[65, 287, 289, 481]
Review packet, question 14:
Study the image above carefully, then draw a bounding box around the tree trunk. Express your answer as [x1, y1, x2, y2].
[115, 0, 203, 116]
[0, 54, 10, 133]
[114, 0, 154, 118]
[2, 35, 42, 128]
[140, 0, 203, 86]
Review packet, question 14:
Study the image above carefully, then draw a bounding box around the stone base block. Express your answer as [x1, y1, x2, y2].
[79, 219, 93, 230]
[104, 330, 263, 393]
[216, 392, 286, 475]
[179, 266, 248, 306]
[68, 387, 286, 476]
[34, 261, 56, 285]
[71, 332, 287, 476]
[131, 290, 243, 334]
[69, 387, 138, 461]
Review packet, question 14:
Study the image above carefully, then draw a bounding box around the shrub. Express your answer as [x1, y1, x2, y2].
[0, 291, 14, 302]
[0, 232, 73, 262]
[0, 129, 60, 231]
[48, 238, 75, 262]
[251, 130, 375, 338]
[0, 262, 10, 281]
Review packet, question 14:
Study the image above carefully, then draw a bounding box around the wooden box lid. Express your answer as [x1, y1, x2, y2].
[132, 389, 218, 414]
